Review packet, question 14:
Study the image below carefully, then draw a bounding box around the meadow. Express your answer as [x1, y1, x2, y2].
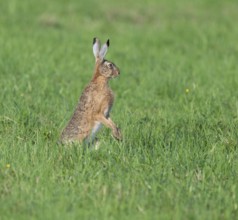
[0, 0, 238, 219]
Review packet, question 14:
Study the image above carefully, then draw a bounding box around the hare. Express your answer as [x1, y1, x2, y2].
[60, 37, 122, 145]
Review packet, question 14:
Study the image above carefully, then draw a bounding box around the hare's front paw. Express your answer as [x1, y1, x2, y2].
[112, 127, 122, 141]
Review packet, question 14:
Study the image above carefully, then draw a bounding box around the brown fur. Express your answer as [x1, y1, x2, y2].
[60, 38, 122, 144]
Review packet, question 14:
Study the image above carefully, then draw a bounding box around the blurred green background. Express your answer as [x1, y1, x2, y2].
[0, 0, 238, 219]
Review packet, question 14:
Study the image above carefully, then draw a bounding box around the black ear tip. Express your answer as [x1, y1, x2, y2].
[106, 39, 110, 47]
[93, 37, 96, 45]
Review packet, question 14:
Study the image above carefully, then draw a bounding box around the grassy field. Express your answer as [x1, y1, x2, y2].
[1, 0, 238, 219]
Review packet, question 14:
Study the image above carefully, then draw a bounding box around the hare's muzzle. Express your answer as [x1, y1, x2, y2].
[114, 70, 120, 78]
[116, 67, 120, 75]
[111, 65, 120, 78]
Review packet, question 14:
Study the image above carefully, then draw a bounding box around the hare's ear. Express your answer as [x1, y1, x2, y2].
[93, 37, 100, 58]
[99, 39, 109, 60]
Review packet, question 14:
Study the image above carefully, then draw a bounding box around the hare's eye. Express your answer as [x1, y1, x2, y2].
[108, 63, 113, 68]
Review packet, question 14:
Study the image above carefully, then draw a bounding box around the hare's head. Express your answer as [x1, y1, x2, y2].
[93, 38, 120, 79]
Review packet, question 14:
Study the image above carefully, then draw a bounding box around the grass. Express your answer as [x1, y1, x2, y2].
[1, 0, 238, 219]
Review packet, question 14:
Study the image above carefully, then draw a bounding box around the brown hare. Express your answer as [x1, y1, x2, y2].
[60, 37, 122, 146]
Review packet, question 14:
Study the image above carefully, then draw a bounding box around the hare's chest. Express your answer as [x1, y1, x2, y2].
[91, 121, 102, 139]
[90, 107, 110, 141]
[104, 106, 111, 118]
